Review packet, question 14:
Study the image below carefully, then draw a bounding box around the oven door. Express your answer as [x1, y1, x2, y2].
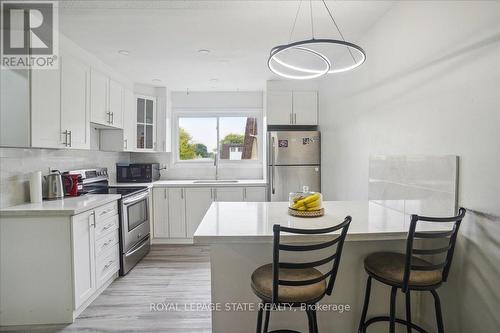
[120, 190, 150, 253]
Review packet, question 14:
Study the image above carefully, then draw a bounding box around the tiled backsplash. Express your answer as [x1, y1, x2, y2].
[369, 155, 458, 216]
[0, 148, 129, 208]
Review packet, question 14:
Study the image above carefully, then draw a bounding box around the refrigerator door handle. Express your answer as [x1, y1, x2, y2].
[271, 136, 276, 194]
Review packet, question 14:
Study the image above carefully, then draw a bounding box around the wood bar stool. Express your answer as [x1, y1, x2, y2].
[251, 216, 352, 333]
[358, 208, 466, 333]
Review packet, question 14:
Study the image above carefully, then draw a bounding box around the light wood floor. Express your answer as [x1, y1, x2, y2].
[1, 245, 212, 333]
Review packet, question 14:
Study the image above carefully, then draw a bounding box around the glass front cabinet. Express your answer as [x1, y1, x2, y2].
[136, 95, 156, 150]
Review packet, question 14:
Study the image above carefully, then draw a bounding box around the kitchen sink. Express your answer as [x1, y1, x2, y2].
[192, 180, 239, 184]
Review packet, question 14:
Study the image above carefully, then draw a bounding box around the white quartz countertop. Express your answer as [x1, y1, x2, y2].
[0, 194, 121, 216]
[194, 200, 452, 243]
[109, 179, 267, 188]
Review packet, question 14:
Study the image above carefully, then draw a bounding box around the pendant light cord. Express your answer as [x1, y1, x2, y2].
[288, 0, 303, 43]
[321, 0, 356, 63]
[309, 0, 315, 39]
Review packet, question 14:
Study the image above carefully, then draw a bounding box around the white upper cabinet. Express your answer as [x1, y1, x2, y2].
[61, 53, 90, 149]
[31, 68, 63, 148]
[123, 88, 136, 151]
[267, 90, 318, 125]
[267, 91, 293, 125]
[31, 52, 91, 149]
[292, 91, 318, 125]
[136, 95, 157, 151]
[90, 69, 123, 129]
[90, 69, 108, 126]
[108, 79, 123, 128]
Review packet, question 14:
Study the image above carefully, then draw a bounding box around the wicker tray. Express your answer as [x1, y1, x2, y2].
[288, 207, 324, 218]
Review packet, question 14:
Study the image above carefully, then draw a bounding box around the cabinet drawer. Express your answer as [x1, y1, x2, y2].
[95, 201, 118, 223]
[95, 229, 119, 258]
[95, 214, 119, 239]
[96, 245, 119, 289]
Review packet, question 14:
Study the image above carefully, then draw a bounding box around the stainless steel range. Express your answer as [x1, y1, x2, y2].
[65, 167, 151, 275]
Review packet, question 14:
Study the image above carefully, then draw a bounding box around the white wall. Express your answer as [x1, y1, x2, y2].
[318, 1, 500, 331]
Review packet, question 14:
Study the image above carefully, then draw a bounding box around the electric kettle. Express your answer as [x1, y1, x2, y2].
[43, 170, 64, 200]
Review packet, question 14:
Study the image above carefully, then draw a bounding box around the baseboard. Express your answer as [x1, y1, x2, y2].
[151, 238, 194, 245]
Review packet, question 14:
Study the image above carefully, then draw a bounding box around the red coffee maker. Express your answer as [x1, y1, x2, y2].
[62, 174, 80, 197]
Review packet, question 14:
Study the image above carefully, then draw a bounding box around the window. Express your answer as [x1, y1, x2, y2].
[176, 114, 260, 163]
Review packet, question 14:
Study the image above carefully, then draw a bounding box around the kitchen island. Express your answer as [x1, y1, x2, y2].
[194, 200, 451, 333]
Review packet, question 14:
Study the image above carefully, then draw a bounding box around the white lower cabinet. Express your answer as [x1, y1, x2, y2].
[168, 188, 187, 238]
[214, 187, 245, 201]
[72, 201, 120, 312]
[185, 188, 213, 237]
[72, 210, 97, 309]
[244, 187, 267, 202]
[0, 200, 120, 326]
[153, 185, 267, 243]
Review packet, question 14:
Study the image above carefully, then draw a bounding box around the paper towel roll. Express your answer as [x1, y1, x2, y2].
[30, 171, 43, 203]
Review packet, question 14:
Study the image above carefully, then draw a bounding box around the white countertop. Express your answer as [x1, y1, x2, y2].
[194, 200, 452, 243]
[0, 194, 121, 217]
[109, 179, 267, 188]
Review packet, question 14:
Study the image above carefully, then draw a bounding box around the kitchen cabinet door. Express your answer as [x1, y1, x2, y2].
[244, 187, 267, 202]
[168, 188, 186, 238]
[123, 88, 136, 151]
[90, 69, 108, 126]
[267, 91, 292, 125]
[153, 188, 169, 238]
[215, 187, 245, 202]
[61, 53, 90, 149]
[31, 67, 63, 148]
[71, 210, 96, 309]
[185, 188, 213, 237]
[108, 79, 123, 128]
[292, 91, 318, 125]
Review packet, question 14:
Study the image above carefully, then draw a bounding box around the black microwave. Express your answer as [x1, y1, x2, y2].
[116, 163, 160, 183]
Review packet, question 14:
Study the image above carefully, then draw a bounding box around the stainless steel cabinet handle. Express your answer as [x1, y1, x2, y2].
[89, 212, 96, 227]
[104, 260, 113, 269]
[68, 130, 72, 147]
[294, 113, 296, 124]
[164, 188, 167, 199]
[62, 130, 69, 147]
[124, 139, 128, 150]
[111, 112, 114, 124]
[289, 113, 292, 124]
[181, 188, 184, 199]
[244, 188, 247, 200]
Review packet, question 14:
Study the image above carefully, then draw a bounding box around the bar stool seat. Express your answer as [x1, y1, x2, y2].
[364, 252, 442, 287]
[251, 264, 326, 303]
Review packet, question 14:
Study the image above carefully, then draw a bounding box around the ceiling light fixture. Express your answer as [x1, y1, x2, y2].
[268, 0, 366, 80]
[198, 49, 210, 55]
[118, 49, 130, 56]
[152, 79, 162, 83]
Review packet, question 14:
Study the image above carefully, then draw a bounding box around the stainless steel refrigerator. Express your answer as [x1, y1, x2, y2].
[268, 131, 321, 201]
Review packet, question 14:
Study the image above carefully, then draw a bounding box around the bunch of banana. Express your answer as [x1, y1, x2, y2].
[291, 193, 322, 211]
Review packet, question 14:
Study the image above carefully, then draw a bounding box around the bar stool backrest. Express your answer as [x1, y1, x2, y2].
[402, 207, 466, 292]
[271, 216, 352, 304]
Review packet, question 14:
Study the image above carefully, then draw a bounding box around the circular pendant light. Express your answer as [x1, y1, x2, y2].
[268, 0, 366, 80]
[268, 46, 331, 80]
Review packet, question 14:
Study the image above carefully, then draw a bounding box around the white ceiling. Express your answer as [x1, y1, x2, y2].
[59, 0, 394, 91]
